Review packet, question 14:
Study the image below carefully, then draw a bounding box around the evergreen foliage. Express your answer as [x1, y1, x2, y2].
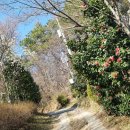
[67, 0, 130, 115]
[21, 23, 52, 52]
[3, 60, 41, 103]
[57, 95, 70, 107]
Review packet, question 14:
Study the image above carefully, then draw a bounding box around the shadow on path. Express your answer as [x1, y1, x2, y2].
[44, 103, 78, 116]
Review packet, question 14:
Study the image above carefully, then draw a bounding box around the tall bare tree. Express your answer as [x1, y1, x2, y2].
[104, 0, 130, 36]
[0, 0, 83, 27]
[0, 20, 16, 61]
[0, 20, 17, 100]
[21, 22, 72, 104]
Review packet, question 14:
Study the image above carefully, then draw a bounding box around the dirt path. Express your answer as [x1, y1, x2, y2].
[49, 106, 107, 130]
[77, 111, 107, 130]
[53, 113, 71, 130]
[26, 105, 107, 130]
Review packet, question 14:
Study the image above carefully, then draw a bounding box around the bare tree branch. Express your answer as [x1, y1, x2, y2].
[104, 0, 130, 36]
[0, 0, 83, 27]
[47, 0, 83, 27]
[33, 0, 67, 19]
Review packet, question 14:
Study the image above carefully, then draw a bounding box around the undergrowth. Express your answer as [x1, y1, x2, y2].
[0, 102, 37, 130]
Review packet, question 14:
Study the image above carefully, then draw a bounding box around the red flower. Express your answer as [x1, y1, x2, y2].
[116, 47, 120, 52]
[106, 58, 111, 64]
[116, 51, 120, 56]
[105, 56, 114, 64]
[109, 56, 115, 62]
[117, 57, 122, 63]
[103, 62, 110, 67]
[115, 47, 120, 56]
[95, 61, 99, 66]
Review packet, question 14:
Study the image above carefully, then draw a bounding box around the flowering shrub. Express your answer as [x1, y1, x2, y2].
[67, 0, 130, 115]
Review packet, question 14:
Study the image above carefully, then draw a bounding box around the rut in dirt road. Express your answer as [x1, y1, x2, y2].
[26, 104, 107, 130]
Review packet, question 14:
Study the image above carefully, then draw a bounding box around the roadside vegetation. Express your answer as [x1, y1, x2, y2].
[0, 102, 36, 130]
[82, 99, 130, 130]
[57, 95, 70, 108]
[68, 0, 130, 116]
[0, 0, 129, 130]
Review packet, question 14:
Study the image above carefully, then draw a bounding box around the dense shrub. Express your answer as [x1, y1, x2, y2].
[118, 93, 130, 115]
[71, 74, 87, 98]
[67, 0, 130, 115]
[57, 95, 70, 107]
[87, 83, 97, 101]
[3, 60, 41, 103]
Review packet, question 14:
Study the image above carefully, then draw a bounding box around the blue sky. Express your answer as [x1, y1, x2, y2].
[0, 13, 51, 56]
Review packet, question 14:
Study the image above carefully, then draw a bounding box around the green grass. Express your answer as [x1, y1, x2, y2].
[24, 114, 59, 130]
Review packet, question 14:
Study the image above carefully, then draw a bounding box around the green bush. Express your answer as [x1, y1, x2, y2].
[118, 93, 130, 116]
[71, 82, 87, 98]
[87, 84, 97, 101]
[71, 88, 79, 98]
[67, 0, 130, 115]
[3, 60, 41, 103]
[70, 74, 87, 98]
[57, 95, 70, 107]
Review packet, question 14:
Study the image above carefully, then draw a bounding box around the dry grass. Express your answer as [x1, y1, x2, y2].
[0, 102, 37, 130]
[78, 97, 90, 109]
[38, 99, 58, 113]
[97, 111, 130, 130]
[70, 117, 88, 130]
[84, 100, 130, 130]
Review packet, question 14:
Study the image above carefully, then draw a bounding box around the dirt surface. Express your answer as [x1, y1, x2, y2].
[26, 104, 108, 130]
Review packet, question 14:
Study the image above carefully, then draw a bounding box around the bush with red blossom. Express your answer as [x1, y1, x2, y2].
[67, 0, 130, 115]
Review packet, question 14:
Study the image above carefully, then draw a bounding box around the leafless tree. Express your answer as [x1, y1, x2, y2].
[104, 0, 130, 36]
[0, 0, 83, 27]
[0, 19, 17, 100]
[24, 35, 72, 104]
[0, 20, 16, 61]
